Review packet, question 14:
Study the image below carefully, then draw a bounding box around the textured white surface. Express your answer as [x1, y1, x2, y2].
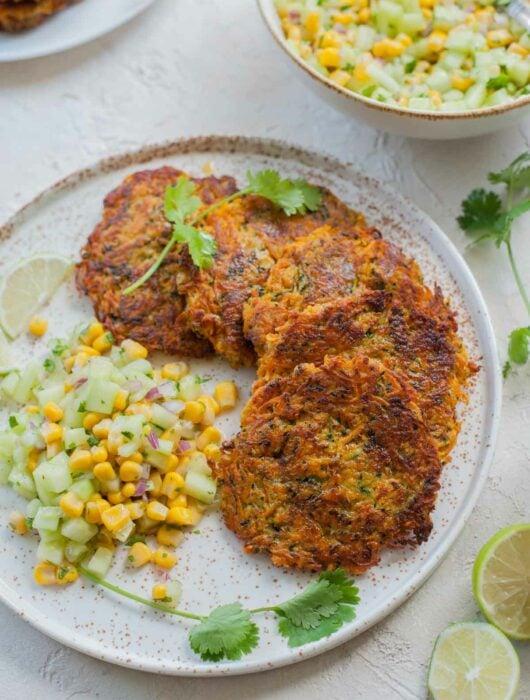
[0, 0, 528, 697]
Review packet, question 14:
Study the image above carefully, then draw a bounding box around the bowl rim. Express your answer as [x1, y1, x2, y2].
[257, 0, 530, 121]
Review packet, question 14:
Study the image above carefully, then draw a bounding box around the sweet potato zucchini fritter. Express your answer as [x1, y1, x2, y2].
[217, 354, 442, 574]
[76, 167, 237, 357]
[0, 0, 76, 32]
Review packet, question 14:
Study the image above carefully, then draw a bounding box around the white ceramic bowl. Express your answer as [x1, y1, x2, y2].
[257, 0, 530, 139]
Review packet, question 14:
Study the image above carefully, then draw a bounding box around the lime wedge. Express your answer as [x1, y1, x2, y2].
[472, 523, 530, 640]
[0, 329, 12, 373]
[428, 622, 520, 700]
[0, 254, 72, 339]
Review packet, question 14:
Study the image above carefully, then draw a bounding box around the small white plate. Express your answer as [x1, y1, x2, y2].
[0, 0, 156, 62]
[0, 136, 501, 675]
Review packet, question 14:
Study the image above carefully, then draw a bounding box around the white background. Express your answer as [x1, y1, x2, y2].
[0, 0, 529, 697]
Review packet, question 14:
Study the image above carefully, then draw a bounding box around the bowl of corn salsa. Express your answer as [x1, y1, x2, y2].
[258, 0, 530, 138]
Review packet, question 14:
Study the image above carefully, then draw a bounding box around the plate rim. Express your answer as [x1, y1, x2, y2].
[0, 0, 157, 63]
[0, 135, 502, 676]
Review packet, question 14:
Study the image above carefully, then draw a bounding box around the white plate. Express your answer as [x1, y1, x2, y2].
[0, 136, 501, 675]
[0, 0, 156, 62]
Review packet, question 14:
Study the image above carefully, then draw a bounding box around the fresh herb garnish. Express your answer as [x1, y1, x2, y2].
[121, 430, 134, 440]
[8, 416, 18, 428]
[80, 566, 359, 662]
[77, 401, 87, 413]
[51, 339, 69, 356]
[458, 152, 530, 376]
[123, 170, 322, 294]
[87, 435, 98, 447]
[43, 357, 56, 373]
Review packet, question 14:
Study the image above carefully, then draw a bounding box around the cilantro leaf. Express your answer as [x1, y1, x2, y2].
[246, 170, 322, 216]
[189, 603, 259, 662]
[508, 326, 530, 366]
[486, 74, 509, 90]
[173, 223, 217, 270]
[275, 569, 360, 647]
[164, 177, 202, 224]
[457, 189, 503, 235]
[493, 199, 530, 246]
[489, 152, 530, 190]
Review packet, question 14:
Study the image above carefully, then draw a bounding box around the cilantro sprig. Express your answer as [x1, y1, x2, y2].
[123, 170, 323, 294]
[458, 152, 530, 376]
[80, 567, 359, 662]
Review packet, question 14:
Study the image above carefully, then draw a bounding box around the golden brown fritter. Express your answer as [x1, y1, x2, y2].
[179, 188, 368, 367]
[0, 0, 77, 32]
[256, 293, 476, 463]
[76, 167, 237, 357]
[216, 354, 442, 575]
[243, 224, 425, 356]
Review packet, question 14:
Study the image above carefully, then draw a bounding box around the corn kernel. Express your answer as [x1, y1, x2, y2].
[60, 491, 85, 518]
[161, 361, 189, 381]
[318, 47, 342, 68]
[161, 471, 185, 500]
[152, 583, 168, 600]
[397, 33, 412, 47]
[125, 402, 152, 420]
[128, 541, 152, 568]
[213, 381, 238, 410]
[149, 470, 162, 497]
[419, 0, 434, 6]
[153, 547, 177, 569]
[101, 503, 130, 532]
[42, 422, 63, 444]
[182, 401, 205, 423]
[321, 30, 342, 49]
[83, 412, 103, 431]
[85, 501, 102, 524]
[196, 426, 222, 451]
[146, 501, 169, 522]
[451, 74, 474, 91]
[508, 43, 529, 57]
[34, 562, 57, 586]
[96, 529, 115, 550]
[357, 7, 370, 22]
[487, 29, 513, 48]
[161, 427, 182, 446]
[56, 565, 79, 585]
[167, 506, 195, 526]
[427, 30, 447, 53]
[69, 449, 93, 472]
[429, 90, 442, 108]
[73, 352, 89, 369]
[168, 493, 187, 509]
[126, 501, 145, 520]
[157, 525, 185, 548]
[119, 460, 142, 482]
[287, 25, 302, 41]
[28, 315, 48, 337]
[81, 321, 104, 345]
[91, 444, 108, 463]
[93, 461, 117, 482]
[121, 483, 136, 499]
[25, 405, 40, 414]
[92, 419, 111, 439]
[305, 10, 320, 36]
[121, 338, 148, 360]
[372, 38, 405, 59]
[203, 444, 221, 462]
[74, 344, 100, 357]
[46, 440, 62, 459]
[9, 511, 27, 535]
[333, 12, 354, 25]
[43, 402, 63, 422]
[113, 389, 129, 412]
[329, 69, 351, 87]
[27, 448, 40, 473]
[186, 500, 204, 526]
[107, 491, 124, 505]
[96, 498, 111, 516]
[163, 454, 180, 473]
[128, 451, 143, 463]
[63, 357, 76, 372]
[422, 7, 433, 19]
[92, 332, 113, 353]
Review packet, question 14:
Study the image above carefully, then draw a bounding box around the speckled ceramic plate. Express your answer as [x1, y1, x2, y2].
[0, 0, 157, 63]
[0, 136, 501, 676]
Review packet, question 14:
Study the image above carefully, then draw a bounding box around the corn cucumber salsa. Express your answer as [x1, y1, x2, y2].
[0, 322, 237, 603]
[275, 0, 530, 111]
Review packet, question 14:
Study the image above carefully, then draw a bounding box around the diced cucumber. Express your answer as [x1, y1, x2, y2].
[399, 12, 425, 35]
[12, 362, 42, 405]
[87, 356, 115, 380]
[426, 69, 452, 93]
[375, 0, 404, 36]
[178, 375, 202, 401]
[61, 392, 88, 429]
[122, 359, 153, 379]
[165, 580, 183, 607]
[70, 478, 96, 502]
[8, 465, 37, 499]
[0, 431, 16, 459]
[33, 506, 62, 531]
[36, 384, 65, 408]
[145, 448, 170, 470]
[84, 379, 120, 414]
[355, 25, 376, 51]
[37, 534, 64, 566]
[86, 546, 113, 577]
[61, 517, 98, 544]
[111, 414, 144, 441]
[439, 50, 465, 70]
[366, 62, 400, 93]
[507, 59, 530, 87]
[150, 404, 178, 430]
[65, 542, 89, 563]
[445, 29, 475, 53]
[486, 88, 512, 106]
[34, 452, 72, 494]
[466, 82, 486, 109]
[26, 498, 42, 519]
[0, 458, 11, 484]
[185, 452, 212, 476]
[113, 520, 134, 543]
[440, 99, 469, 111]
[184, 470, 216, 504]
[433, 5, 466, 30]
[409, 97, 434, 110]
[1, 371, 20, 400]
[63, 427, 89, 450]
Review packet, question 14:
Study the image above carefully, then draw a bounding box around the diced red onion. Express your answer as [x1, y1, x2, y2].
[162, 400, 184, 415]
[145, 387, 162, 401]
[133, 480, 148, 497]
[123, 380, 142, 393]
[147, 430, 159, 450]
[178, 440, 191, 452]
[73, 377, 88, 389]
[288, 10, 300, 21]
[333, 23, 346, 33]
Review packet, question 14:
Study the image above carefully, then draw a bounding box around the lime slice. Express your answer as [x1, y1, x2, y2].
[0, 329, 12, 373]
[0, 254, 72, 339]
[472, 523, 530, 640]
[428, 622, 520, 700]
